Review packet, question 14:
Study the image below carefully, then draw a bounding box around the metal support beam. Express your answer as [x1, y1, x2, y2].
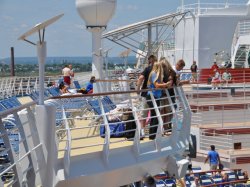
[148, 23, 152, 56]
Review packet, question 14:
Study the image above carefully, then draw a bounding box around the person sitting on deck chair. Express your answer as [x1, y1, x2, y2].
[211, 69, 221, 90]
[86, 76, 96, 94]
[59, 82, 70, 94]
[221, 69, 232, 87]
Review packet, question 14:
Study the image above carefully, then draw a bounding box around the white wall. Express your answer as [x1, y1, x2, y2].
[198, 16, 244, 68]
[173, 13, 250, 69]
[233, 134, 250, 149]
[175, 16, 198, 68]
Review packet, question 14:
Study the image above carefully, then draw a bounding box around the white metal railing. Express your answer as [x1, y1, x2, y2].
[188, 83, 250, 156]
[0, 101, 41, 186]
[0, 84, 191, 186]
[0, 76, 62, 99]
[199, 128, 250, 154]
[237, 20, 250, 37]
[177, 2, 247, 15]
[53, 86, 191, 186]
[199, 129, 233, 151]
[0, 72, 95, 99]
[231, 19, 250, 58]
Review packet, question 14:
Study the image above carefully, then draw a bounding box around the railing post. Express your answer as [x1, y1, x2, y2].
[130, 96, 140, 157]
[149, 91, 163, 151]
[35, 105, 57, 187]
[0, 118, 23, 187]
[176, 87, 192, 142]
[99, 97, 110, 166]
[62, 107, 71, 177]
[222, 105, 224, 128]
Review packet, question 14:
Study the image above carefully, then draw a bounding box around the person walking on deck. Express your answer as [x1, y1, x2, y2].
[204, 145, 221, 170]
[62, 65, 73, 86]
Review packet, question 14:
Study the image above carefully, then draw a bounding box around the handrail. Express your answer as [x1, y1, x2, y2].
[51, 87, 174, 99]
[0, 100, 36, 117]
[177, 2, 246, 15]
[0, 82, 192, 186]
[203, 179, 248, 187]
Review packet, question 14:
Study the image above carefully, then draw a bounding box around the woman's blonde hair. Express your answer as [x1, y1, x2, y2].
[160, 57, 174, 73]
[147, 62, 163, 86]
[160, 57, 177, 85]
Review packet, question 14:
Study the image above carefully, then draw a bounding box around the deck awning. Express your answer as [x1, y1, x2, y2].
[102, 11, 192, 58]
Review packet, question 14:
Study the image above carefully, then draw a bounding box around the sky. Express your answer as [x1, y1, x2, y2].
[0, 0, 248, 58]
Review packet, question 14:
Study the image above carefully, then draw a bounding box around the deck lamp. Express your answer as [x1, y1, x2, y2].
[18, 14, 64, 105]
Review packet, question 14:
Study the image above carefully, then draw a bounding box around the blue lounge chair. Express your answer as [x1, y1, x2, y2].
[212, 174, 222, 184]
[29, 91, 39, 102]
[227, 171, 237, 181]
[0, 97, 21, 109]
[0, 104, 5, 112]
[88, 98, 125, 138]
[200, 174, 213, 186]
[102, 96, 116, 111]
[164, 178, 176, 187]
[185, 175, 194, 186]
[237, 171, 245, 180]
[155, 179, 167, 187]
[73, 80, 81, 89]
[47, 87, 61, 97]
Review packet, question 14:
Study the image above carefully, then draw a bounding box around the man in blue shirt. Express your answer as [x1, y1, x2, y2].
[86, 76, 95, 94]
[204, 145, 221, 170]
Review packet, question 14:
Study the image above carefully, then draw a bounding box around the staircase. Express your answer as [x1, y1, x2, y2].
[231, 20, 250, 68]
[233, 45, 249, 68]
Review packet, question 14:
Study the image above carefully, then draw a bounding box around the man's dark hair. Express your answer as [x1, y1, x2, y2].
[177, 59, 185, 67]
[148, 55, 157, 62]
[59, 82, 64, 89]
[90, 76, 96, 83]
[211, 145, 215, 151]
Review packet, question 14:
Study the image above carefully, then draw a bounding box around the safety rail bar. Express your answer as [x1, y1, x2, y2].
[232, 19, 250, 56]
[177, 2, 247, 15]
[0, 76, 61, 99]
[200, 129, 233, 151]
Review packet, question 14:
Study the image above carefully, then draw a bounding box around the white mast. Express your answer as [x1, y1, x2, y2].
[198, 0, 201, 15]
[76, 0, 117, 82]
[181, 0, 184, 12]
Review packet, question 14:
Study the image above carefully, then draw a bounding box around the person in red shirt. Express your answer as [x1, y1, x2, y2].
[211, 62, 219, 71]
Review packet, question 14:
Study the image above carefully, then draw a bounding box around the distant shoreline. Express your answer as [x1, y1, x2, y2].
[0, 56, 137, 65]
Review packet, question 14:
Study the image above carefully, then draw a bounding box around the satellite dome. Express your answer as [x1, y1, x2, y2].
[76, 0, 116, 28]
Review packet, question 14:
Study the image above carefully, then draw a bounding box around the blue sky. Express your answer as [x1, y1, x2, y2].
[0, 0, 247, 58]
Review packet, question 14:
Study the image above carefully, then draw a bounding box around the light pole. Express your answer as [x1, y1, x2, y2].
[18, 14, 64, 105]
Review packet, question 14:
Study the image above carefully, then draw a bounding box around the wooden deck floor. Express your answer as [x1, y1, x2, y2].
[57, 119, 156, 159]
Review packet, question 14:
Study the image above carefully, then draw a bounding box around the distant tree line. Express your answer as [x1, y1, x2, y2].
[0, 62, 118, 77]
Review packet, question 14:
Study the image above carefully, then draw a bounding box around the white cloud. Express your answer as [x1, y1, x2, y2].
[2, 15, 14, 21]
[13, 27, 19, 32]
[20, 23, 28, 28]
[74, 24, 85, 30]
[118, 4, 138, 11]
[127, 4, 138, 11]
